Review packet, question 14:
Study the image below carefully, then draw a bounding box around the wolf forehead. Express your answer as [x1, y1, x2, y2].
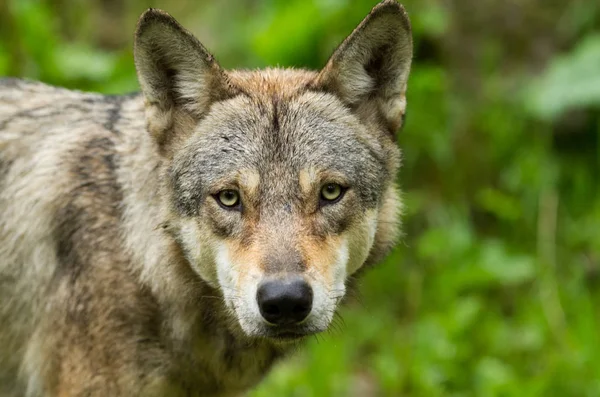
[168, 70, 399, 217]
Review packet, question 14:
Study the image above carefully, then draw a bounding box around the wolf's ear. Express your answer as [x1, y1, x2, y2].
[316, 0, 412, 134]
[134, 9, 235, 148]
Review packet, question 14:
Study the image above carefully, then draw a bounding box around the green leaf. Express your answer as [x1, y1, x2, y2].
[526, 34, 600, 120]
[478, 241, 536, 286]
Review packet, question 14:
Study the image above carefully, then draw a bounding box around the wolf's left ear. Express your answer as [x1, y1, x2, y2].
[315, 0, 412, 134]
[134, 9, 236, 149]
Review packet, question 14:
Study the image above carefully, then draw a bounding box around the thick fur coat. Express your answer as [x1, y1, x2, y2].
[0, 1, 412, 395]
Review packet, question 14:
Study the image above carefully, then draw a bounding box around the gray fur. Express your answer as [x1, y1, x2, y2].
[0, 1, 411, 395]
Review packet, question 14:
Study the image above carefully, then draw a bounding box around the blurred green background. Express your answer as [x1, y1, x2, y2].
[1, 0, 599, 395]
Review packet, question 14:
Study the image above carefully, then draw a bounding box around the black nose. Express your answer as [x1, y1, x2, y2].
[257, 277, 313, 325]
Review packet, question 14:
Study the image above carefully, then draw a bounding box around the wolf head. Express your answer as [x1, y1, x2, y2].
[134, 0, 412, 340]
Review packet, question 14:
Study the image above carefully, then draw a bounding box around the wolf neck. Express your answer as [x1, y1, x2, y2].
[117, 103, 288, 386]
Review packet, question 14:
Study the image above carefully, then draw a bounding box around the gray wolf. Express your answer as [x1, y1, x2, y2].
[0, 1, 412, 395]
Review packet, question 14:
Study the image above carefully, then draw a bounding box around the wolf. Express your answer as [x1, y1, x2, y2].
[0, 1, 412, 395]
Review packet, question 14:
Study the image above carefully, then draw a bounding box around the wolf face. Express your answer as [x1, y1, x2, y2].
[134, 0, 412, 340]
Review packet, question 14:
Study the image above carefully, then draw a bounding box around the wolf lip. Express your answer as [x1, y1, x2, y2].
[269, 332, 308, 342]
[260, 327, 315, 341]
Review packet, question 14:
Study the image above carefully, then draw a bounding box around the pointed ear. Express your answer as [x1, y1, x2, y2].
[315, 0, 412, 134]
[134, 9, 236, 148]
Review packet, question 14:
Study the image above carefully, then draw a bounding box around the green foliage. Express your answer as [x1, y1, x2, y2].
[529, 34, 600, 118]
[1, 0, 599, 395]
[527, 34, 600, 120]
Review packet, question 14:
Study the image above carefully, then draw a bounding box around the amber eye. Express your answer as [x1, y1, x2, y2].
[320, 183, 344, 203]
[217, 190, 240, 208]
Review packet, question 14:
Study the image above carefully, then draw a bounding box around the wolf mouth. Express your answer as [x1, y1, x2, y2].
[259, 325, 322, 341]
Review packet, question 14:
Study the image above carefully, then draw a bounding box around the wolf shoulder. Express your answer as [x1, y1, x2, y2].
[0, 78, 144, 191]
[0, 77, 144, 141]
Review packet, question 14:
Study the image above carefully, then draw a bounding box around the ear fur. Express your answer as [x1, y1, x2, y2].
[134, 9, 236, 149]
[316, 0, 413, 134]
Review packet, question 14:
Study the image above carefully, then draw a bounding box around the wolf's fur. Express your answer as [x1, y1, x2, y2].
[0, 1, 412, 396]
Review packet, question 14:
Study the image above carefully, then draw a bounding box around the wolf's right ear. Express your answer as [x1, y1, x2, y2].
[134, 9, 235, 150]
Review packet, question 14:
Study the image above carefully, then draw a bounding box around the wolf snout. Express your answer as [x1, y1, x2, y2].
[256, 277, 313, 325]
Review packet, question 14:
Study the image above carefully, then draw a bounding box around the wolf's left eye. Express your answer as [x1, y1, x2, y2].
[216, 190, 240, 209]
[320, 183, 345, 204]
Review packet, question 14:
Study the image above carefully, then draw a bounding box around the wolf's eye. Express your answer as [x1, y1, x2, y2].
[320, 183, 344, 204]
[217, 190, 240, 208]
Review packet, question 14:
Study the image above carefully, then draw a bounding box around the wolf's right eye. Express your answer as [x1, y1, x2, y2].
[216, 190, 240, 209]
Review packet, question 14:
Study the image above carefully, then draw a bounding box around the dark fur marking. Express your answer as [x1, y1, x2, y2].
[0, 104, 94, 131]
[271, 95, 280, 133]
[222, 332, 237, 369]
[207, 214, 235, 238]
[53, 135, 123, 285]
[102, 96, 129, 135]
[54, 202, 88, 283]
[0, 157, 11, 188]
[0, 105, 48, 131]
[0, 274, 16, 283]
[332, 212, 354, 235]
[365, 44, 392, 92]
